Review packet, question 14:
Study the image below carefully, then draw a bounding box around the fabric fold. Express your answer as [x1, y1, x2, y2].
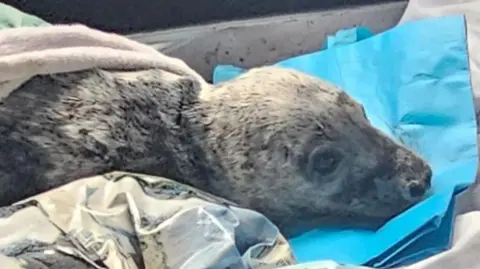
[0, 24, 208, 100]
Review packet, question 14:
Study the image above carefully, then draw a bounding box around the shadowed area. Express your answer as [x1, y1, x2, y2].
[2, 0, 404, 33]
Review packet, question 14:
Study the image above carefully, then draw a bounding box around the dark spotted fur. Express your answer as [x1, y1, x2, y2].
[0, 66, 431, 237]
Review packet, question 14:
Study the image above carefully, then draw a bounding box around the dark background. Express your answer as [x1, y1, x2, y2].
[3, 0, 403, 34]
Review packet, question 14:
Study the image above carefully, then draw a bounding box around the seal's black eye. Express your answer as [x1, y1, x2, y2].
[307, 146, 343, 179]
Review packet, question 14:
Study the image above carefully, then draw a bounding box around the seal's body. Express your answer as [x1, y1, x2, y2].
[0, 66, 431, 237]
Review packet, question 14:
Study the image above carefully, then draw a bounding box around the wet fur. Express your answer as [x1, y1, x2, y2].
[0, 66, 431, 237]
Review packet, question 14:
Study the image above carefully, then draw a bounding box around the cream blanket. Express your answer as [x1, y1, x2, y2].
[0, 24, 207, 99]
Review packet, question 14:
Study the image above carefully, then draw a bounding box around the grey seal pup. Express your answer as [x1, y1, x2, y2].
[0, 66, 431, 237]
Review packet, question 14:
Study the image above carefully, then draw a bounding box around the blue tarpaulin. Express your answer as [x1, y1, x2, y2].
[213, 15, 477, 267]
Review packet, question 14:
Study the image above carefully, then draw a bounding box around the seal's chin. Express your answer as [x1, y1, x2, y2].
[347, 195, 417, 228]
[279, 199, 413, 238]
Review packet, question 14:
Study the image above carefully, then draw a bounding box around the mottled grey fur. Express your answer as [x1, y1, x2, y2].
[0, 66, 431, 237]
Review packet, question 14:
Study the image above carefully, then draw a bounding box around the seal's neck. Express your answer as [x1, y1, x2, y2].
[173, 101, 237, 200]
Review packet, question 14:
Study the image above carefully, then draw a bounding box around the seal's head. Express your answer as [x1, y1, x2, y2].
[192, 66, 432, 237]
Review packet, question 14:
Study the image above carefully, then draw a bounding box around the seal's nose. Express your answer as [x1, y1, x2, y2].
[408, 182, 426, 198]
[406, 166, 432, 200]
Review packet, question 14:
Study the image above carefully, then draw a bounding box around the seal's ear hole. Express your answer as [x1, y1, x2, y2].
[307, 146, 343, 180]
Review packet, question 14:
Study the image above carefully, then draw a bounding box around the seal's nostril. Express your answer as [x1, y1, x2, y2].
[409, 182, 425, 198]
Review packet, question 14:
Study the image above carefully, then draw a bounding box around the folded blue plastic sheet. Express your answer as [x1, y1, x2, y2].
[323, 26, 373, 49]
[279, 260, 371, 269]
[322, 26, 457, 269]
[213, 15, 477, 266]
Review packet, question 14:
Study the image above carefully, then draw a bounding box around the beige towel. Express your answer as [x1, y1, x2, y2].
[0, 24, 207, 99]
